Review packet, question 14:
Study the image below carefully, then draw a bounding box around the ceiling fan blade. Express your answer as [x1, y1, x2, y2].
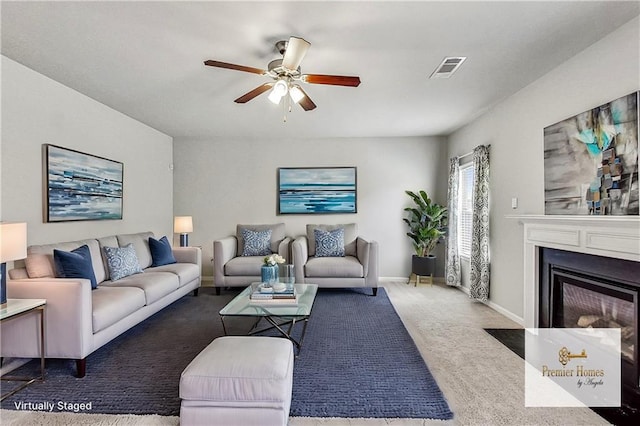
[295, 87, 317, 111]
[234, 83, 274, 103]
[204, 60, 266, 75]
[302, 74, 361, 87]
[282, 36, 311, 71]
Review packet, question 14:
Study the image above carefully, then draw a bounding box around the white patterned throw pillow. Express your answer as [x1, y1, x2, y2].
[103, 244, 144, 281]
[241, 228, 273, 256]
[314, 228, 345, 257]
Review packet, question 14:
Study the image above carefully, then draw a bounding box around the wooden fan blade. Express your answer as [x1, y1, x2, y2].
[302, 74, 361, 87]
[234, 83, 274, 103]
[204, 60, 266, 75]
[295, 87, 317, 111]
[282, 37, 310, 71]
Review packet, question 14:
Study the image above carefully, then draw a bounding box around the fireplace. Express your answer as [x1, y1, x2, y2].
[539, 248, 640, 400]
[513, 215, 640, 412]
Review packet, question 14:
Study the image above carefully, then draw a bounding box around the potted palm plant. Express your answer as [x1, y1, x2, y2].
[403, 190, 448, 278]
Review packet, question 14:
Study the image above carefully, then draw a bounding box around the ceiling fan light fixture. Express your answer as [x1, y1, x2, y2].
[268, 79, 289, 104]
[289, 85, 305, 104]
[204, 36, 360, 114]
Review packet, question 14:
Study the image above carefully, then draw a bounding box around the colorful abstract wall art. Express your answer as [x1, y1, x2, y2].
[44, 144, 124, 222]
[543, 92, 639, 215]
[278, 167, 357, 214]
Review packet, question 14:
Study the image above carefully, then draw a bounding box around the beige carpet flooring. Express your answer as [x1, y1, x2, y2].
[0, 281, 609, 425]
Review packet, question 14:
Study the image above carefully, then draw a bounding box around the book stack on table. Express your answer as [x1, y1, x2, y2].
[249, 283, 298, 304]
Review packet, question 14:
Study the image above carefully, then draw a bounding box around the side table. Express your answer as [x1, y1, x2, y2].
[1, 298, 46, 401]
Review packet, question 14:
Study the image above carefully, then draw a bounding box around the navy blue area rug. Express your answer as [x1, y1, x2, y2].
[286, 288, 452, 419]
[1, 287, 452, 420]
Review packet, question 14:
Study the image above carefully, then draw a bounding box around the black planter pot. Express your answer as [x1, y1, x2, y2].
[411, 255, 436, 276]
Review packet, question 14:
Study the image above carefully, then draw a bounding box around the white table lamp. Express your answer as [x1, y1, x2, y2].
[174, 216, 193, 247]
[1, 222, 27, 306]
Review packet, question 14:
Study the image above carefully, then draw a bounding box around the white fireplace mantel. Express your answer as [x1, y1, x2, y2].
[508, 215, 640, 328]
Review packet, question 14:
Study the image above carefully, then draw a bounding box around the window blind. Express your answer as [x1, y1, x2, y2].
[458, 163, 474, 258]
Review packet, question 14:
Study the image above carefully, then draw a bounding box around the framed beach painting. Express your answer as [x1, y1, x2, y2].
[44, 144, 124, 222]
[278, 167, 357, 214]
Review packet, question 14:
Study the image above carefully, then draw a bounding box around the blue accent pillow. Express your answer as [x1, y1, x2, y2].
[53, 245, 98, 289]
[314, 228, 345, 257]
[241, 228, 272, 256]
[149, 236, 177, 267]
[103, 244, 144, 281]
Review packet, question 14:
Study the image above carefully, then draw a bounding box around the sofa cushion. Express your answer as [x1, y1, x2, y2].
[103, 244, 144, 281]
[100, 271, 180, 305]
[149, 236, 177, 267]
[314, 228, 345, 257]
[241, 228, 272, 256]
[26, 239, 106, 283]
[97, 236, 119, 281]
[92, 286, 146, 333]
[146, 263, 200, 287]
[225, 256, 263, 276]
[306, 224, 357, 257]
[53, 245, 98, 289]
[24, 254, 55, 279]
[236, 224, 285, 256]
[116, 232, 154, 269]
[305, 256, 363, 278]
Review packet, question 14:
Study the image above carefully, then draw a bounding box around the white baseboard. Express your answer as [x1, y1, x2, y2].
[202, 276, 427, 285]
[379, 276, 410, 283]
[200, 274, 522, 324]
[455, 285, 524, 326]
[486, 300, 524, 326]
[201, 275, 214, 287]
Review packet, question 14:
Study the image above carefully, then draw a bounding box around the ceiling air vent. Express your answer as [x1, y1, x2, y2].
[429, 57, 467, 79]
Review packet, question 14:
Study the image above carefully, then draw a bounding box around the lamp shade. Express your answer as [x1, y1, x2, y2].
[0, 222, 27, 263]
[289, 85, 305, 104]
[174, 216, 193, 234]
[268, 79, 288, 104]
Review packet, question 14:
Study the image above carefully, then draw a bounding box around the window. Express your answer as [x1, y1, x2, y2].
[458, 162, 475, 258]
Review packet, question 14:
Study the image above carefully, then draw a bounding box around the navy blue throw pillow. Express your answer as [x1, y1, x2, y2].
[53, 245, 98, 289]
[149, 236, 177, 267]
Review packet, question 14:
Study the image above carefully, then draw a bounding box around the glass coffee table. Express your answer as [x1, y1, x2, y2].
[219, 283, 318, 354]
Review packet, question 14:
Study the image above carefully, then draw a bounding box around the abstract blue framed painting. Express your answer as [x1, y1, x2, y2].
[278, 167, 357, 214]
[44, 144, 124, 222]
[543, 92, 638, 215]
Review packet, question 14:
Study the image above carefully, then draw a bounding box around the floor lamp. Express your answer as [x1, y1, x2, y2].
[1, 222, 27, 307]
[174, 216, 193, 247]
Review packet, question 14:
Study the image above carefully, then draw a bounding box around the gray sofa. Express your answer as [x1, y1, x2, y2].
[1, 232, 201, 377]
[213, 223, 291, 294]
[292, 224, 379, 296]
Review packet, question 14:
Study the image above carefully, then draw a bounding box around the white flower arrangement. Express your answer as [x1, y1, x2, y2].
[263, 254, 286, 266]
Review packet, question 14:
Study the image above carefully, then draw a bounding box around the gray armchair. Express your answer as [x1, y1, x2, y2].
[292, 224, 378, 296]
[214, 223, 291, 294]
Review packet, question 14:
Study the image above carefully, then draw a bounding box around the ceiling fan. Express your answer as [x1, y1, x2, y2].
[204, 36, 361, 112]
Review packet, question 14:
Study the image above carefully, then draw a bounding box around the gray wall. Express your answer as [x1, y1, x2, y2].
[0, 56, 174, 244]
[172, 136, 448, 279]
[447, 17, 640, 322]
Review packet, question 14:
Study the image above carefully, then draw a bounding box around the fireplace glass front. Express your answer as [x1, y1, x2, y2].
[554, 272, 635, 363]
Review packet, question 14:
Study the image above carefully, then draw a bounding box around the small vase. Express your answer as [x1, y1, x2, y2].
[279, 264, 295, 285]
[261, 265, 278, 285]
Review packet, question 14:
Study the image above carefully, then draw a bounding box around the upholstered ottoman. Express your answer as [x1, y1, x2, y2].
[179, 336, 294, 426]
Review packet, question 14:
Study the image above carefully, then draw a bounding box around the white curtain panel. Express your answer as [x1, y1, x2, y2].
[445, 157, 461, 287]
[469, 145, 490, 301]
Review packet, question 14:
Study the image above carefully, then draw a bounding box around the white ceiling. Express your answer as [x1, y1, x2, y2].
[2, 1, 639, 141]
